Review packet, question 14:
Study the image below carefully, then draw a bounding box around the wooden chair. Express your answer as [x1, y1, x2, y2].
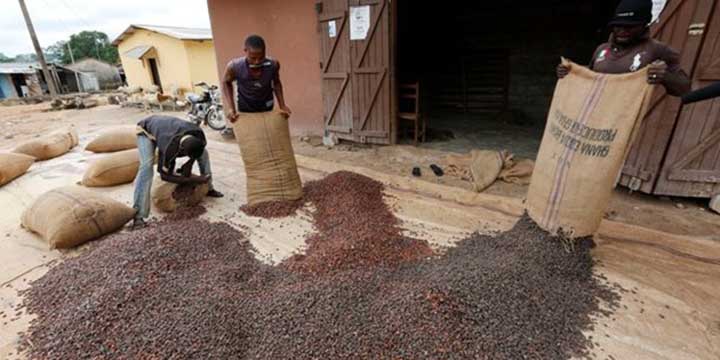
[398, 82, 426, 145]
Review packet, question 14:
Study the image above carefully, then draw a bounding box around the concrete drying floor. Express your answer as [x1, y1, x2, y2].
[1, 104, 719, 359]
[408, 111, 545, 159]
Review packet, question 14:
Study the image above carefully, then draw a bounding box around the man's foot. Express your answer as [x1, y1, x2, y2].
[221, 128, 235, 140]
[131, 218, 147, 230]
[207, 189, 224, 198]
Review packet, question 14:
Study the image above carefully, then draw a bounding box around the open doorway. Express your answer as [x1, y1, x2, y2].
[11, 74, 27, 97]
[147, 58, 163, 93]
[395, 0, 620, 159]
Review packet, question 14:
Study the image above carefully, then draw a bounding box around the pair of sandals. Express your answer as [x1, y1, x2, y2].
[412, 164, 443, 178]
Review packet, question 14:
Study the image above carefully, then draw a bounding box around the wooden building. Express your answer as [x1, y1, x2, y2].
[0, 62, 98, 99]
[207, 0, 720, 199]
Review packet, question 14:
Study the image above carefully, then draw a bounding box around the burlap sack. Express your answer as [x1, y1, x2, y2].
[85, 127, 137, 153]
[13, 128, 79, 160]
[0, 153, 35, 186]
[526, 60, 651, 237]
[151, 179, 209, 213]
[21, 186, 136, 249]
[232, 111, 303, 205]
[469, 150, 504, 192]
[82, 149, 140, 187]
[499, 158, 534, 185]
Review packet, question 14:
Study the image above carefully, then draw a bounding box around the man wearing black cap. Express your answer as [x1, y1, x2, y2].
[557, 0, 690, 96]
[132, 115, 224, 229]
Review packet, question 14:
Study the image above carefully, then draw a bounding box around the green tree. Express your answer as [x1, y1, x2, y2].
[48, 31, 119, 64]
[0, 53, 13, 63]
[45, 42, 66, 63]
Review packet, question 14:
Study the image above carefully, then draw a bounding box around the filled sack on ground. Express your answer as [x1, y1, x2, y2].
[82, 149, 140, 187]
[151, 178, 209, 213]
[0, 153, 35, 186]
[526, 59, 651, 237]
[21, 186, 135, 249]
[13, 128, 79, 160]
[85, 127, 137, 153]
[445, 150, 534, 191]
[232, 111, 303, 205]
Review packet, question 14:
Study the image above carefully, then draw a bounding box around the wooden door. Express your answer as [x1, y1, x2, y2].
[316, 0, 354, 140]
[349, 0, 392, 144]
[618, 0, 715, 193]
[655, 0, 720, 197]
[316, 0, 393, 144]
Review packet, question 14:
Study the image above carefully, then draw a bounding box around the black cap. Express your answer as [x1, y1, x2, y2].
[609, 0, 653, 26]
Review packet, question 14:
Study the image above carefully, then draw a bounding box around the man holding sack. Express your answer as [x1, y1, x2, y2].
[222, 35, 291, 128]
[557, 0, 690, 97]
[132, 116, 224, 229]
[221, 35, 303, 206]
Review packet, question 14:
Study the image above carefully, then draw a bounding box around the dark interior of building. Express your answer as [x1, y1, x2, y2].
[396, 0, 621, 158]
[11, 74, 27, 96]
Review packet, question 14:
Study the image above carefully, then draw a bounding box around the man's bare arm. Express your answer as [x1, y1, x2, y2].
[221, 61, 239, 122]
[273, 61, 291, 115]
[160, 172, 209, 185]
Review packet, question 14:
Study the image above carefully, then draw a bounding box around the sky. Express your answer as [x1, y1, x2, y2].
[0, 0, 211, 57]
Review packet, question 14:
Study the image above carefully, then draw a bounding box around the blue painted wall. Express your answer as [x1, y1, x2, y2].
[0, 74, 17, 99]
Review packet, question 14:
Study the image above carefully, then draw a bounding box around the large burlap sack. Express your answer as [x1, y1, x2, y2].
[151, 179, 209, 213]
[21, 186, 136, 249]
[13, 128, 79, 160]
[82, 149, 140, 187]
[232, 111, 303, 205]
[85, 127, 137, 153]
[526, 59, 652, 237]
[0, 153, 35, 186]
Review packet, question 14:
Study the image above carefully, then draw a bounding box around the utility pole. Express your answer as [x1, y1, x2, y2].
[18, 0, 58, 97]
[66, 42, 83, 92]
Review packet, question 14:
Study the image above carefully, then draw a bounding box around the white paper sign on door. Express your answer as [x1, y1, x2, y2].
[350, 6, 371, 40]
[651, 0, 667, 23]
[328, 20, 337, 38]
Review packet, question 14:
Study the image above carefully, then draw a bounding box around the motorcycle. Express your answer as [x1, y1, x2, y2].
[186, 82, 226, 131]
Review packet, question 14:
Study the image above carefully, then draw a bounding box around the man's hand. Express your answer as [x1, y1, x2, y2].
[648, 60, 668, 85]
[187, 174, 211, 185]
[160, 173, 210, 185]
[279, 105, 292, 118]
[226, 110, 239, 124]
[557, 63, 571, 79]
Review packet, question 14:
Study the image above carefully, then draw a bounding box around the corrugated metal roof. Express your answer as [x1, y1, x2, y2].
[124, 45, 154, 59]
[112, 24, 212, 46]
[0, 62, 39, 74]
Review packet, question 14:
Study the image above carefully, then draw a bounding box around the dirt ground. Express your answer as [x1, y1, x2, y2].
[2, 102, 719, 240]
[1, 102, 719, 359]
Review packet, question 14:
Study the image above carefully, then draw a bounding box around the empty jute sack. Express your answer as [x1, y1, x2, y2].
[85, 127, 137, 153]
[232, 111, 303, 205]
[151, 178, 209, 213]
[82, 149, 140, 187]
[21, 186, 136, 249]
[0, 153, 35, 186]
[13, 127, 79, 160]
[526, 59, 652, 237]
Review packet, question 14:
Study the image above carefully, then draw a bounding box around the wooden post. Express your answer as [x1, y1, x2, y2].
[67, 43, 83, 92]
[18, 0, 58, 97]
